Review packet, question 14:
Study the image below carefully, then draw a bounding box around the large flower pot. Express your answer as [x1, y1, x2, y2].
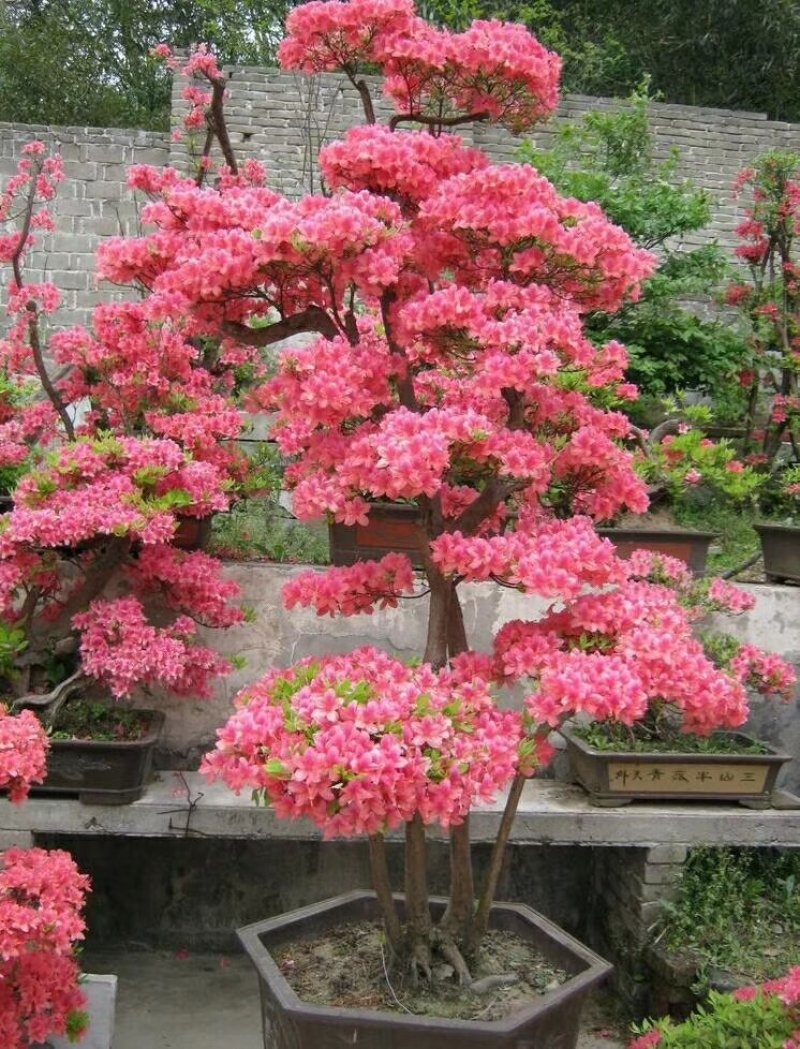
[238, 890, 612, 1049]
[561, 723, 790, 808]
[31, 710, 164, 805]
[596, 528, 715, 576]
[329, 502, 425, 569]
[755, 523, 800, 583]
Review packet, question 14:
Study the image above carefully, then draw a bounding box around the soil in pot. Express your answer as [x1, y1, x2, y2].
[561, 722, 790, 808]
[46, 700, 153, 742]
[30, 700, 164, 805]
[274, 920, 569, 1023]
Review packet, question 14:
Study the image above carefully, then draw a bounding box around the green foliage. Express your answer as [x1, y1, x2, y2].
[670, 501, 760, 576]
[0, 0, 294, 130]
[520, 84, 749, 401]
[422, 0, 800, 122]
[657, 847, 800, 984]
[48, 700, 151, 741]
[632, 986, 795, 1048]
[210, 495, 330, 564]
[0, 623, 27, 681]
[577, 722, 767, 756]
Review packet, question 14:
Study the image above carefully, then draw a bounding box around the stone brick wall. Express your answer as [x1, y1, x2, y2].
[590, 845, 688, 1014]
[2, 70, 800, 334]
[0, 123, 169, 330]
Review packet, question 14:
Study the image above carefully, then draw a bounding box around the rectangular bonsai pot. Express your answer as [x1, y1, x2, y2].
[560, 722, 790, 808]
[238, 890, 612, 1049]
[329, 502, 425, 569]
[596, 528, 716, 576]
[755, 523, 800, 583]
[31, 710, 164, 805]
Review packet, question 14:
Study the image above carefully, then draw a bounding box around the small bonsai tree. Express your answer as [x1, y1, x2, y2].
[0, 706, 90, 1047]
[0, 139, 257, 718]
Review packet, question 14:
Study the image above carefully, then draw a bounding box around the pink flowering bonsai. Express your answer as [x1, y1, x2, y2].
[0, 137, 255, 720]
[125, 0, 792, 982]
[0, 706, 90, 1047]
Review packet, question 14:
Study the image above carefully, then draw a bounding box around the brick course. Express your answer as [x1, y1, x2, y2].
[2, 69, 800, 332]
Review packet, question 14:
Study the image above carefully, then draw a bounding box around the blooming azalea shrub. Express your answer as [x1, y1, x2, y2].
[629, 967, 800, 1048]
[0, 706, 90, 1048]
[158, 0, 799, 983]
[0, 133, 260, 713]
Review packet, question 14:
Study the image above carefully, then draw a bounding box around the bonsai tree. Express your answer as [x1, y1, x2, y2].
[0, 705, 90, 1047]
[0, 139, 258, 719]
[727, 152, 800, 467]
[45, 0, 793, 988]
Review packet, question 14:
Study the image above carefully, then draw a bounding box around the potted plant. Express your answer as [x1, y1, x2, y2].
[107, 4, 795, 1044]
[0, 144, 256, 801]
[0, 704, 91, 1047]
[753, 464, 800, 582]
[548, 551, 795, 806]
[597, 412, 763, 575]
[628, 966, 800, 1048]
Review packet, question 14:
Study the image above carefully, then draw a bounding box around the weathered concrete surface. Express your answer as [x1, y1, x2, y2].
[4, 774, 799, 847]
[148, 566, 800, 797]
[709, 585, 800, 793]
[81, 949, 627, 1049]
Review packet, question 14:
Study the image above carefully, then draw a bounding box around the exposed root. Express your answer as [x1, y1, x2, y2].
[436, 937, 473, 986]
[410, 942, 433, 985]
[469, 973, 519, 995]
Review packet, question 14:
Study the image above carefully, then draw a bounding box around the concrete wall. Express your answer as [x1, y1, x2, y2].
[150, 563, 800, 794]
[3, 70, 800, 331]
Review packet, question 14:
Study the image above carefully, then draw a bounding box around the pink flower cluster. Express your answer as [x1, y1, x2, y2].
[0, 847, 90, 1049]
[284, 553, 416, 617]
[431, 517, 628, 600]
[0, 706, 48, 802]
[493, 567, 795, 734]
[74, 596, 232, 699]
[201, 647, 526, 836]
[280, 0, 561, 134]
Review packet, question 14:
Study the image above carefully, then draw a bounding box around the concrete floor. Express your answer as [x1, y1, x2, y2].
[82, 948, 629, 1049]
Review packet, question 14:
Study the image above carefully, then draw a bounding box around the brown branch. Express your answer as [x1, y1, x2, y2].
[222, 307, 340, 347]
[470, 775, 525, 951]
[28, 536, 130, 647]
[404, 813, 432, 944]
[389, 111, 490, 132]
[356, 79, 376, 125]
[10, 162, 75, 440]
[451, 478, 516, 537]
[368, 834, 402, 953]
[208, 77, 238, 175]
[441, 818, 474, 944]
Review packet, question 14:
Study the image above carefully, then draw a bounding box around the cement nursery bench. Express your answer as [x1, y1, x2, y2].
[2, 773, 798, 848]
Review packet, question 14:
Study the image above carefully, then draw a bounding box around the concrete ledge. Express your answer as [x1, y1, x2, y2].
[2, 773, 799, 848]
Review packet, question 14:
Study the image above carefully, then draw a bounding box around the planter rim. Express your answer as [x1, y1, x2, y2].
[596, 527, 717, 540]
[46, 708, 165, 751]
[755, 521, 800, 534]
[559, 722, 791, 764]
[237, 890, 612, 1036]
